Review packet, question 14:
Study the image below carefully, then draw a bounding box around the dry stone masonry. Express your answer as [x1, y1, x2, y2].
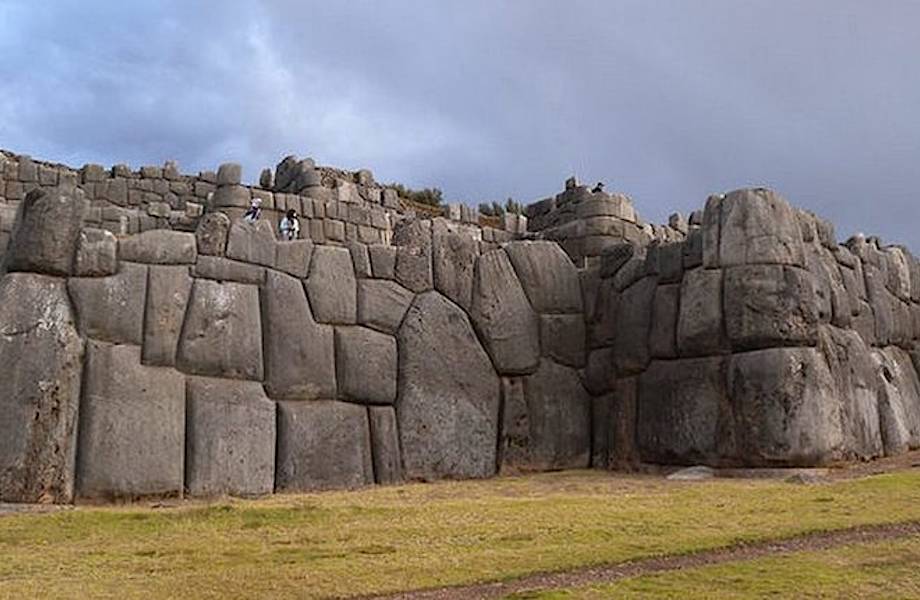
[2, 148, 920, 504]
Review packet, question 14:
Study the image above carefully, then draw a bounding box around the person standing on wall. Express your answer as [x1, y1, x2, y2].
[279, 208, 300, 240]
[243, 197, 263, 223]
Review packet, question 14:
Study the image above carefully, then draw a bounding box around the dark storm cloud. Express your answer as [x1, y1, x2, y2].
[1, 1, 918, 248]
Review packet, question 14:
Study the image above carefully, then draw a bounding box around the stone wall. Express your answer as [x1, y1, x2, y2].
[0, 184, 586, 503]
[3, 151, 920, 505]
[584, 188, 920, 468]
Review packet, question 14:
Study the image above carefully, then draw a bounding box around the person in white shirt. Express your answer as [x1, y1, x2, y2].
[243, 197, 263, 223]
[279, 208, 300, 241]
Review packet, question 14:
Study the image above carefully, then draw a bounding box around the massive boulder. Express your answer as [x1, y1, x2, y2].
[261, 270, 335, 399]
[143, 265, 193, 366]
[357, 279, 414, 334]
[504, 241, 583, 313]
[275, 401, 374, 491]
[392, 219, 433, 293]
[118, 230, 197, 264]
[637, 357, 731, 464]
[177, 279, 264, 381]
[470, 249, 540, 375]
[335, 326, 397, 404]
[397, 291, 501, 480]
[76, 342, 185, 499]
[432, 220, 478, 311]
[499, 360, 591, 472]
[717, 188, 806, 267]
[0, 274, 84, 503]
[185, 376, 276, 497]
[3, 185, 87, 275]
[677, 267, 726, 356]
[728, 347, 844, 466]
[68, 262, 148, 346]
[305, 245, 357, 324]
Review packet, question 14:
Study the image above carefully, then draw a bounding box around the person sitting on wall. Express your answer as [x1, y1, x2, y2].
[243, 197, 263, 223]
[279, 208, 300, 241]
[591, 182, 605, 193]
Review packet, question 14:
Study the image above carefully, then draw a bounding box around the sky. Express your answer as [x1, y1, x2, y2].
[1, 1, 918, 248]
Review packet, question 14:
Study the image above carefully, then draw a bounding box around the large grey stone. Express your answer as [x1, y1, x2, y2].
[539, 314, 586, 368]
[0, 274, 84, 503]
[505, 241, 583, 313]
[589, 278, 619, 348]
[718, 188, 806, 267]
[397, 291, 500, 480]
[470, 249, 540, 375]
[305, 245, 357, 324]
[368, 244, 396, 279]
[500, 360, 591, 472]
[724, 265, 819, 351]
[637, 357, 731, 464]
[677, 267, 726, 356]
[369, 406, 403, 485]
[432, 219, 478, 311]
[192, 255, 265, 285]
[335, 326, 397, 404]
[873, 347, 920, 454]
[185, 376, 276, 497]
[393, 219, 433, 293]
[728, 347, 844, 466]
[76, 342, 185, 499]
[4, 185, 87, 276]
[177, 279, 264, 380]
[649, 283, 680, 358]
[195, 212, 231, 256]
[275, 239, 314, 279]
[226, 219, 276, 267]
[818, 326, 882, 460]
[143, 265, 193, 366]
[357, 279, 414, 334]
[613, 276, 657, 375]
[118, 230, 197, 264]
[216, 163, 242, 185]
[610, 376, 640, 467]
[261, 270, 335, 399]
[275, 401, 374, 491]
[68, 262, 148, 345]
[73, 228, 117, 277]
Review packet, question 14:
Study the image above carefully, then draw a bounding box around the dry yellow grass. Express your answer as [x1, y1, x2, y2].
[1, 470, 919, 599]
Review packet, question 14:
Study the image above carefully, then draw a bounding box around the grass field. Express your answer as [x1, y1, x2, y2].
[1, 469, 920, 599]
[531, 537, 920, 599]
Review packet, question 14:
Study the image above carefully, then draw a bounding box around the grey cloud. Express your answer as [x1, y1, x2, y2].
[0, 0, 918, 249]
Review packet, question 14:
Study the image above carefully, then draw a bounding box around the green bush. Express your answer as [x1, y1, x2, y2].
[387, 183, 443, 207]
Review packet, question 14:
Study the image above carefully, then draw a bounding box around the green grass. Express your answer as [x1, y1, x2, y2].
[1, 470, 920, 599]
[536, 537, 920, 598]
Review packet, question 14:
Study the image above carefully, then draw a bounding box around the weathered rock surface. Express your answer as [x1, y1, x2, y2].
[470, 249, 540, 375]
[728, 347, 844, 466]
[143, 265, 193, 366]
[500, 360, 591, 471]
[432, 220, 477, 311]
[226, 219, 276, 267]
[638, 357, 730, 464]
[397, 292, 500, 480]
[724, 265, 818, 350]
[118, 230, 197, 264]
[3, 185, 87, 276]
[275, 401, 374, 491]
[0, 274, 84, 503]
[192, 255, 265, 285]
[505, 241, 583, 313]
[677, 267, 726, 356]
[613, 276, 657, 375]
[185, 376, 276, 497]
[718, 188, 806, 267]
[261, 270, 335, 399]
[357, 279, 414, 334]
[648, 283, 680, 358]
[177, 279, 264, 381]
[73, 228, 117, 277]
[539, 314, 586, 368]
[274, 240, 314, 279]
[368, 406, 403, 485]
[76, 342, 185, 499]
[305, 245, 357, 324]
[68, 262, 148, 345]
[335, 326, 397, 404]
[393, 219, 433, 293]
[195, 212, 231, 256]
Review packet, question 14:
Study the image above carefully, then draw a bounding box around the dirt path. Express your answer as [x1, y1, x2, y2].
[373, 520, 920, 599]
